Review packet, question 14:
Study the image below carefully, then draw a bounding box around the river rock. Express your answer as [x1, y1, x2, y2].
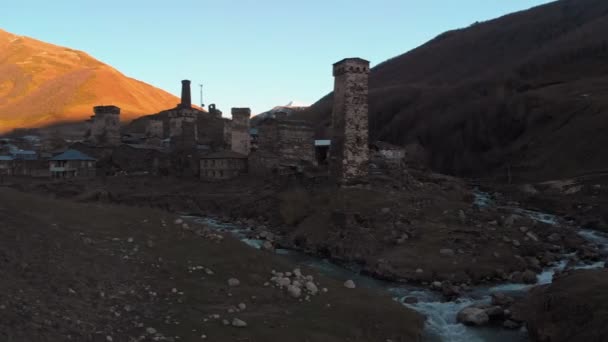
[491, 292, 514, 306]
[503, 320, 521, 329]
[261, 241, 274, 252]
[457, 307, 490, 326]
[522, 270, 537, 284]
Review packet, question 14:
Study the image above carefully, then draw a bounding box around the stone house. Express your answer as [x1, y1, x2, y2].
[200, 151, 247, 180]
[50, 149, 97, 178]
[253, 116, 316, 174]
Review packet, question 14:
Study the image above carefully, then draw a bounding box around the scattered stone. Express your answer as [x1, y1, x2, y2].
[344, 280, 356, 289]
[238, 303, 246, 311]
[174, 218, 183, 225]
[287, 285, 302, 298]
[231, 318, 247, 327]
[228, 278, 240, 287]
[440, 249, 455, 257]
[526, 232, 539, 242]
[146, 327, 157, 335]
[305, 281, 318, 295]
[548, 233, 562, 242]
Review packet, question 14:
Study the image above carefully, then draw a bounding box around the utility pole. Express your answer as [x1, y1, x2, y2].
[199, 84, 204, 108]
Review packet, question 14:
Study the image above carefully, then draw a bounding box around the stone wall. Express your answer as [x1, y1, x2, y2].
[231, 108, 251, 155]
[277, 120, 315, 165]
[223, 118, 232, 148]
[330, 58, 370, 183]
[255, 117, 315, 170]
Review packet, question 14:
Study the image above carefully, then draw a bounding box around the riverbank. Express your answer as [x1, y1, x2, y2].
[0, 187, 424, 341]
[5, 172, 600, 291]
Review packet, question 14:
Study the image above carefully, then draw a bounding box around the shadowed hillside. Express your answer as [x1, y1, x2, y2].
[299, 0, 608, 181]
[0, 28, 180, 133]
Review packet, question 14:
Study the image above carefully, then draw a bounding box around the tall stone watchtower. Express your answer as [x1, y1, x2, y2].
[329, 58, 370, 183]
[91, 105, 121, 146]
[231, 108, 251, 155]
[169, 80, 198, 147]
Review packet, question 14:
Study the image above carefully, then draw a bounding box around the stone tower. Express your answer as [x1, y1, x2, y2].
[90, 105, 121, 146]
[169, 80, 198, 147]
[329, 58, 370, 183]
[180, 80, 192, 108]
[231, 108, 251, 155]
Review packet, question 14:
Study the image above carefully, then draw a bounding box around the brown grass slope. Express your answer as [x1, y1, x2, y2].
[0, 28, 180, 133]
[300, 0, 608, 181]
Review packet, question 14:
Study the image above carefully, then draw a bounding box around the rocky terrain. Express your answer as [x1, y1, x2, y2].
[520, 268, 608, 342]
[0, 187, 424, 341]
[7, 168, 603, 295]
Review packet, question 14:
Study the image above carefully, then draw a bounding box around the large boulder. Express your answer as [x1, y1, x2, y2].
[522, 269, 608, 342]
[456, 307, 490, 326]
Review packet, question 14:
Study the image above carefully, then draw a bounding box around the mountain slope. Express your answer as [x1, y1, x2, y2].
[300, 0, 608, 181]
[0, 28, 180, 133]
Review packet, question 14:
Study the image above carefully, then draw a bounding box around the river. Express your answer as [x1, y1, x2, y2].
[183, 190, 608, 342]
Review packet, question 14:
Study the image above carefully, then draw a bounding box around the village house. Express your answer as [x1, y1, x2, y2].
[200, 151, 248, 180]
[50, 149, 97, 178]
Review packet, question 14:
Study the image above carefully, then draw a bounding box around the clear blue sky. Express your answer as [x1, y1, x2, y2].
[2, 0, 554, 116]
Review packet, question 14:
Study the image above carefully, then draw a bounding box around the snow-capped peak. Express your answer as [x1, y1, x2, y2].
[284, 100, 308, 108]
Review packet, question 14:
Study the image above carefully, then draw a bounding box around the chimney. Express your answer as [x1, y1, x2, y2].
[180, 80, 191, 108]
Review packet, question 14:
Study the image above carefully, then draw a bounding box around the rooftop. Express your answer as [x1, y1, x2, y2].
[50, 149, 96, 161]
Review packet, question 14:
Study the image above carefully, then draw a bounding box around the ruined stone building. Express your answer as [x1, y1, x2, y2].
[208, 104, 222, 119]
[230, 108, 251, 155]
[250, 114, 315, 174]
[87, 105, 121, 146]
[329, 58, 370, 183]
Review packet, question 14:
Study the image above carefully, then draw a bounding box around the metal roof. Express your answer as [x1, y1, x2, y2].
[50, 149, 96, 161]
[0, 156, 13, 161]
[315, 139, 331, 147]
